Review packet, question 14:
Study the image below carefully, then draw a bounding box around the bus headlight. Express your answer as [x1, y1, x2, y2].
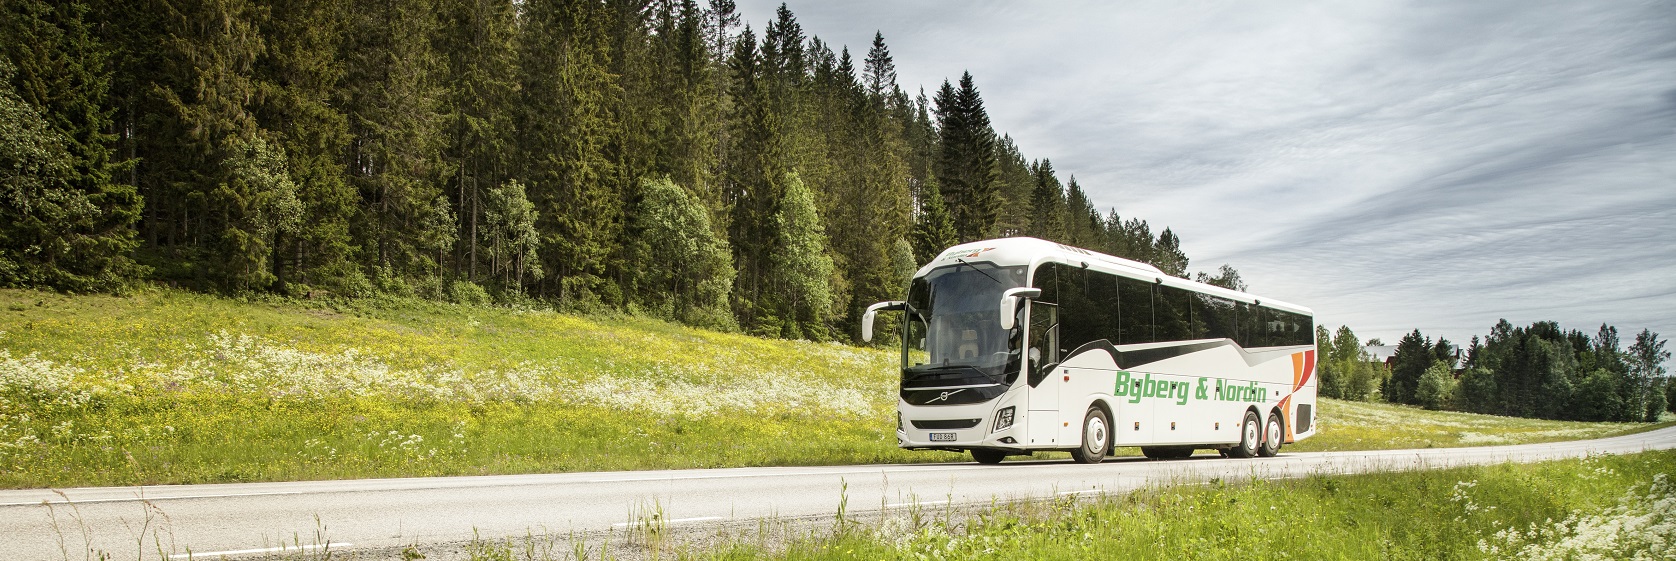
[992, 406, 1015, 432]
[897, 412, 904, 432]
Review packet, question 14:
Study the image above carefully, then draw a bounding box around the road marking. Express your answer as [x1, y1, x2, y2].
[2, 490, 321, 508]
[885, 499, 949, 508]
[1056, 489, 1104, 496]
[586, 464, 978, 484]
[166, 542, 350, 559]
[611, 516, 724, 528]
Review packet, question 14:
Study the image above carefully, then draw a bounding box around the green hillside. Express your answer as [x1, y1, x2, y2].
[0, 288, 1657, 488]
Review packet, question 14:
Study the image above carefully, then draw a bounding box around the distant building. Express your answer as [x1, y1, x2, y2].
[1363, 345, 1397, 365]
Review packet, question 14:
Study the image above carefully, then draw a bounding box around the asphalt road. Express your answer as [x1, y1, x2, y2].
[4, 426, 1675, 560]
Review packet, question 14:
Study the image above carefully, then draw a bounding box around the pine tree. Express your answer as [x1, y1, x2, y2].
[992, 134, 1031, 236]
[1153, 228, 1188, 277]
[149, 0, 293, 292]
[724, 24, 789, 330]
[1386, 329, 1431, 405]
[862, 31, 894, 99]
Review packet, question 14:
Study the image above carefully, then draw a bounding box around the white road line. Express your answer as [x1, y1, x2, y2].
[885, 499, 950, 508]
[1056, 489, 1104, 496]
[166, 542, 350, 559]
[2, 490, 314, 508]
[610, 516, 724, 528]
[586, 464, 976, 484]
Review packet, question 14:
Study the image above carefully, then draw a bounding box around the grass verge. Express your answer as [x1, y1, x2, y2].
[673, 449, 1676, 561]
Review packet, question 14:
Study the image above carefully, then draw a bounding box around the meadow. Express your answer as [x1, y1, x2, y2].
[0, 287, 1661, 488]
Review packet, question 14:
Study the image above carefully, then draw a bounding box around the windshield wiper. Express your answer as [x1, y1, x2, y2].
[957, 259, 1001, 284]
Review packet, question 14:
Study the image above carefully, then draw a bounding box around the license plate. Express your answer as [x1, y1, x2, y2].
[929, 432, 957, 442]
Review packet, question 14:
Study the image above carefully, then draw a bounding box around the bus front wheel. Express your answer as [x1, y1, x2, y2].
[1070, 407, 1110, 464]
[1229, 410, 1261, 458]
[971, 448, 1007, 464]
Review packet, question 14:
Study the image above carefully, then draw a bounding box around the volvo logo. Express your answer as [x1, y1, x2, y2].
[927, 389, 966, 403]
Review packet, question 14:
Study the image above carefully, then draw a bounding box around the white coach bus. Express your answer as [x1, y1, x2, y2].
[863, 237, 1317, 464]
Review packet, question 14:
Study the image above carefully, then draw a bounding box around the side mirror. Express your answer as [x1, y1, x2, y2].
[861, 301, 906, 342]
[997, 287, 1042, 330]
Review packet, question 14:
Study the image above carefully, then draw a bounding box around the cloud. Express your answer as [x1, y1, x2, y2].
[736, 0, 1676, 347]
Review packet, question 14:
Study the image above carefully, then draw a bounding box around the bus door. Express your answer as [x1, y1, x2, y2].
[1025, 302, 1061, 446]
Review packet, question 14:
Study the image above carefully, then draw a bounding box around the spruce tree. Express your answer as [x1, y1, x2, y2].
[438, 0, 519, 285]
[1386, 329, 1431, 405]
[0, 0, 141, 290]
[1027, 158, 1064, 240]
[862, 31, 894, 99]
[257, 0, 357, 294]
[934, 72, 999, 242]
[343, 0, 452, 293]
[767, 172, 832, 340]
[518, 0, 620, 302]
[910, 178, 956, 263]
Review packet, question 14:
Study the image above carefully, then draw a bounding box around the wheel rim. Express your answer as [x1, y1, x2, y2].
[1266, 418, 1282, 448]
[1086, 415, 1107, 452]
[1244, 418, 1258, 452]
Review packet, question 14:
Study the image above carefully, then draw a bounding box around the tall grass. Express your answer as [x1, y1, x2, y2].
[0, 287, 1659, 488]
[696, 450, 1676, 561]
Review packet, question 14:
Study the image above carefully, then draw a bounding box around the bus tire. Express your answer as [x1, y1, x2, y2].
[1259, 412, 1283, 457]
[1070, 407, 1110, 464]
[971, 448, 1007, 464]
[1229, 410, 1261, 458]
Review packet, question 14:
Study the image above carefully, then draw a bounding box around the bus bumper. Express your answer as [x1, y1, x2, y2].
[896, 398, 1024, 451]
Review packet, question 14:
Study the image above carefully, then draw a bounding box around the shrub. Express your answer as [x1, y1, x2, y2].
[449, 280, 491, 306]
[1415, 361, 1456, 410]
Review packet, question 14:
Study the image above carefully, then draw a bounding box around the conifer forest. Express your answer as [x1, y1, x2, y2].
[0, 0, 1213, 341]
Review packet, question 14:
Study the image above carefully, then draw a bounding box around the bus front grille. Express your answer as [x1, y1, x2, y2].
[911, 418, 982, 430]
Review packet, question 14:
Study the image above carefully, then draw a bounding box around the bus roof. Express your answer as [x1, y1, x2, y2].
[920, 237, 1313, 316]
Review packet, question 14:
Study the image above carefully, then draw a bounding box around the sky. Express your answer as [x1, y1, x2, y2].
[733, 0, 1676, 351]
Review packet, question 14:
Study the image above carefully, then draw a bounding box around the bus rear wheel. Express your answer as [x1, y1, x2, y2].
[1070, 407, 1110, 464]
[1228, 410, 1261, 458]
[1259, 412, 1283, 457]
[971, 448, 1007, 464]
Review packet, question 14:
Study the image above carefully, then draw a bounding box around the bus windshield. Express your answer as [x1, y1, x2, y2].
[904, 262, 1028, 380]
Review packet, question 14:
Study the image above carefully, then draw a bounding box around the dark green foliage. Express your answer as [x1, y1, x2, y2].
[934, 73, 999, 241]
[0, 0, 141, 291]
[1628, 329, 1670, 421]
[438, 0, 519, 286]
[631, 177, 734, 329]
[1435, 319, 1667, 422]
[5, 1, 1238, 342]
[1385, 329, 1431, 405]
[910, 178, 956, 264]
[1666, 375, 1675, 415]
[1025, 158, 1064, 240]
[766, 173, 832, 340]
